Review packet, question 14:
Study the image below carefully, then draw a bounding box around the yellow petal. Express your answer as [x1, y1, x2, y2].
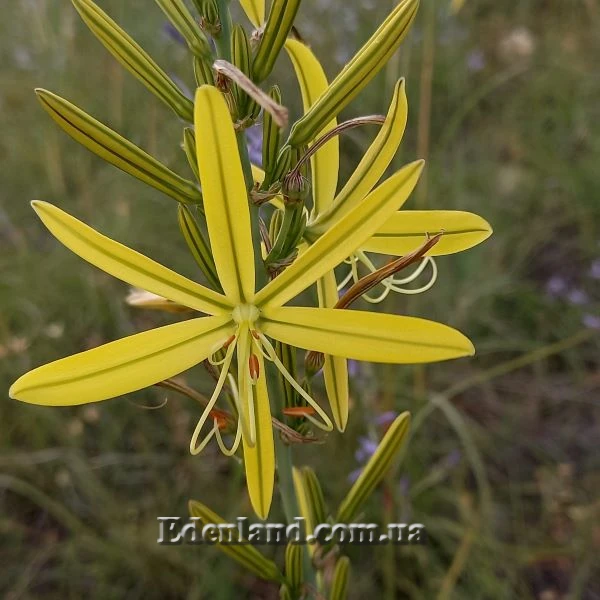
[242, 353, 275, 520]
[255, 160, 424, 308]
[239, 0, 265, 27]
[195, 86, 255, 304]
[285, 39, 339, 215]
[31, 202, 231, 315]
[316, 272, 349, 432]
[362, 210, 493, 256]
[261, 307, 475, 363]
[10, 315, 232, 405]
[310, 79, 408, 231]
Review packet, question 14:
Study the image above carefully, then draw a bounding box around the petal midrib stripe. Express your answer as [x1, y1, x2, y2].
[16, 319, 231, 392]
[372, 227, 490, 239]
[46, 212, 231, 314]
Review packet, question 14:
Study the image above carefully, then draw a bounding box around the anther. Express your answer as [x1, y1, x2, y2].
[283, 406, 317, 417]
[249, 354, 260, 383]
[223, 335, 236, 349]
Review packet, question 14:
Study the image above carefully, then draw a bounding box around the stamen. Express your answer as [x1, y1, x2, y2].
[189, 341, 237, 456]
[254, 333, 334, 432]
[283, 406, 317, 417]
[249, 353, 260, 383]
[214, 416, 243, 456]
[236, 327, 257, 447]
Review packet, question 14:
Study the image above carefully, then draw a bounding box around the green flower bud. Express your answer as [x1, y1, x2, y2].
[263, 86, 282, 179]
[193, 0, 221, 36]
[284, 541, 303, 594]
[329, 557, 350, 600]
[289, 0, 419, 146]
[155, 0, 211, 58]
[194, 55, 215, 86]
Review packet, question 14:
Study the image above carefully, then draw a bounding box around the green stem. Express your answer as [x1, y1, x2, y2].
[214, 0, 233, 62]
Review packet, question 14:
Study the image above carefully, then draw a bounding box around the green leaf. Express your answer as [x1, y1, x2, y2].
[72, 0, 194, 121]
[188, 500, 283, 582]
[36, 90, 201, 205]
[288, 0, 419, 146]
[337, 412, 411, 523]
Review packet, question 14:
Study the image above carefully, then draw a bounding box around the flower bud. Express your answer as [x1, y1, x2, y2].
[193, 0, 221, 37]
[284, 542, 303, 594]
[263, 86, 282, 178]
[193, 55, 215, 87]
[231, 25, 259, 120]
[330, 557, 351, 600]
[305, 350, 325, 378]
[288, 0, 419, 147]
[253, 0, 302, 82]
[282, 171, 310, 204]
[155, 0, 211, 58]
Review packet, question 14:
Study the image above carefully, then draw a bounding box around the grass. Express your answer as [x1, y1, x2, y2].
[1, 0, 599, 598]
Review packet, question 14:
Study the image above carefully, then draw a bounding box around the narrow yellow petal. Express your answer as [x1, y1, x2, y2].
[317, 272, 349, 432]
[195, 86, 255, 304]
[362, 210, 493, 256]
[310, 79, 408, 230]
[285, 39, 339, 215]
[31, 202, 231, 315]
[10, 316, 232, 405]
[242, 354, 275, 520]
[261, 307, 475, 363]
[239, 0, 266, 27]
[255, 161, 424, 308]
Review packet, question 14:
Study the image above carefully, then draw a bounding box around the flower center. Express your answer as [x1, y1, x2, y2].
[232, 303, 260, 325]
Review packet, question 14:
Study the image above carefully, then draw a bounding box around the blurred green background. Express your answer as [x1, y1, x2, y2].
[1, 1, 599, 598]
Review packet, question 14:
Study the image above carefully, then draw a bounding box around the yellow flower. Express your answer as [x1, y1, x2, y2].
[251, 41, 493, 432]
[10, 86, 474, 519]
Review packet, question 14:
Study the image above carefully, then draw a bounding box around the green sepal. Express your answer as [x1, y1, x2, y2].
[188, 500, 283, 582]
[329, 557, 350, 600]
[155, 0, 211, 57]
[177, 205, 222, 292]
[337, 412, 411, 523]
[71, 0, 194, 121]
[288, 0, 419, 146]
[36, 89, 201, 204]
[253, 0, 302, 82]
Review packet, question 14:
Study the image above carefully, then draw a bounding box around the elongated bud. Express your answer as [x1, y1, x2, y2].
[231, 25, 258, 119]
[337, 412, 411, 523]
[155, 0, 211, 58]
[284, 541, 303, 594]
[193, 0, 221, 36]
[301, 467, 327, 526]
[182, 127, 200, 181]
[263, 86, 282, 178]
[71, 0, 194, 121]
[329, 557, 350, 600]
[281, 171, 309, 204]
[36, 89, 201, 204]
[194, 55, 215, 86]
[189, 500, 283, 582]
[253, 0, 302, 82]
[177, 205, 223, 291]
[288, 0, 419, 146]
[249, 353, 260, 383]
[269, 146, 293, 187]
[305, 350, 325, 378]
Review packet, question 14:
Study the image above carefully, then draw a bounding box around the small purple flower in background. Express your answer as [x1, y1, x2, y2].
[355, 437, 378, 463]
[245, 126, 263, 167]
[374, 411, 398, 427]
[347, 359, 360, 378]
[162, 22, 186, 47]
[466, 49, 486, 72]
[546, 275, 568, 298]
[567, 288, 589, 306]
[582, 314, 600, 330]
[589, 259, 600, 280]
